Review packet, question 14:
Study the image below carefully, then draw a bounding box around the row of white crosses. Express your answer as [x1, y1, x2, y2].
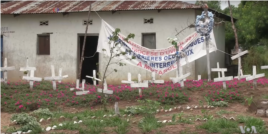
[19, 58, 68, 89]
[211, 62, 233, 89]
[0, 58, 15, 84]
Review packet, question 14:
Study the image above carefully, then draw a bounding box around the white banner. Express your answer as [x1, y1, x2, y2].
[97, 20, 217, 75]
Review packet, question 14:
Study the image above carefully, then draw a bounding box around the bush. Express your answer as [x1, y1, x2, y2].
[10, 113, 41, 132]
[31, 108, 53, 118]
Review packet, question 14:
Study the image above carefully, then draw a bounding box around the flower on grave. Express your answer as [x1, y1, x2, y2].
[18, 105, 24, 109]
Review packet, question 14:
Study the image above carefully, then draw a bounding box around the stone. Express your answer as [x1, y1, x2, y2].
[229, 117, 235, 121]
[59, 123, 63, 126]
[46, 127, 51, 131]
[52, 125, 57, 130]
[39, 118, 44, 122]
[256, 109, 265, 117]
[78, 120, 82, 123]
[74, 121, 77, 124]
[162, 120, 167, 123]
[195, 118, 201, 121]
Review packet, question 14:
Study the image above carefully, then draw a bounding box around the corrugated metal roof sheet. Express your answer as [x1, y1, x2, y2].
[1, 1, 202, 14]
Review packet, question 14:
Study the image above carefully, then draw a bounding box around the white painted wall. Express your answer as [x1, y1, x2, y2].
[1, 9, 224, 83]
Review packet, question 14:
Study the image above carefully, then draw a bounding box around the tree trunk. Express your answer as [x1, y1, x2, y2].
[78, 5, 91, 81]
[228, 0, 239, 52]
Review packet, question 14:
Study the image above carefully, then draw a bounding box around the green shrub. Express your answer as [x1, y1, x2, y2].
[10, 113, 41, 132]
[31, 108, 53, 118]
[210, 101, 228, 107]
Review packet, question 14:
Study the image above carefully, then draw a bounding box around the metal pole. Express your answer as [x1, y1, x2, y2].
[206, 37, 211, 81]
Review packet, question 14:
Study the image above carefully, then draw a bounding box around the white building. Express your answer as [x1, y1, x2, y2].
[1, 1, 235, 84]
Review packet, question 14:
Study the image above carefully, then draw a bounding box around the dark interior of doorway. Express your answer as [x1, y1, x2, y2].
[79, 36, 99, 84]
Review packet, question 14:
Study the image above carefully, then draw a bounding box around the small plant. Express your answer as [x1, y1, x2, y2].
[199, 100, 204, 106]
[199, 118, 239, 134]
[216, 110, 233, 116]
[138, 114, 162, 133]
[201, 109, 214, 120]
[172, 114, 176, 122]
[210, 101, 228, 107]
[10, 113, 41, 133]
[31, 108, 53, 118]
[113, 120, 129, 134]
[245, 96, 253, 106]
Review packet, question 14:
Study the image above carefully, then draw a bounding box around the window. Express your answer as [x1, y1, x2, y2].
[83, 20, 93, 25]
[40, 21, 49, 26]
[37, 35, 50, 55]
[142, 33, 156, 49]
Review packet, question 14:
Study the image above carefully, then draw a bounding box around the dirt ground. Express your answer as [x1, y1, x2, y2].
[2, 86, 268, 134]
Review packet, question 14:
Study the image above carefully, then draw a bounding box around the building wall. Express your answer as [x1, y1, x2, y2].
[1, 9, 216, 83]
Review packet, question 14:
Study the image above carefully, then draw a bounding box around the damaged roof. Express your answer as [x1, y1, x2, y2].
[0, 0, 201, 14]
[1, 1, 236, 22]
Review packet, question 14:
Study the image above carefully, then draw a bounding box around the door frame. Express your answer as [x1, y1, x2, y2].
[76, 33, 99, 80]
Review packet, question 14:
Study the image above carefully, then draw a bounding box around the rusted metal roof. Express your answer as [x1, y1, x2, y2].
[1, 1, 202, 14]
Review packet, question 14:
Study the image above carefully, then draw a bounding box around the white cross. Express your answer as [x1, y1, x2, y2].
[0, 58, 15, 84]
[70, 79, 89, 95]
[194, 75, 202, 82]
[212, 65, 233, 89]
[44, 65, 68, 90]
[58, 68, 68, 83]
[121, 72, 135, 84]
[261, 65, 268, 70]
[22, 70, 42, 89]
[198, 75, 201, 80]
[148, 72, 164, 84]
[130, 74, 148, 96]
[216, 62, 221, 78]
[86, 70, 101, 86]
[231, 50, 248, 80]
[20, 58, 36, 81]
[97, 79, 113, 95]
[114, 102, 120, 115]
[234, 69, 251, 79]
[246, 66, 265, 89]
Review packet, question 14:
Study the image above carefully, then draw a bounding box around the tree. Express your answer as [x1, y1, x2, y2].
[237, 1, 268, 48]
[196, 0, 221, 12]
[99, 28, 135, 111]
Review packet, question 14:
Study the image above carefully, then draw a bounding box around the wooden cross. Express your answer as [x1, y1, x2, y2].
[194, 75, 202, 81]
[0, 58, 15, 84]
[170, 69, 191, 87]
[19, 58, 36, 81]
[86, 70, 101, 86]
[70, 79, 89, 95]
[130, 74, 148, 96]
[148, 72, 164, 84]
[231, 50, 248, 80]
[212, 65, 233, 89]
[97, 79, 113, 95]
[22, 70, 42, 89]
[58, 68, 68, 83]
[261, 65, 268, 70]
[121, 72, 134, 84]
[216, 62, 221, 78]
[234, 69, 251, 79]
[246, 66, 265, 89]
[44, 65, 68, 90]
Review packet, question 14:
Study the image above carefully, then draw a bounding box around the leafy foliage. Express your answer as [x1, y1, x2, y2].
[237, 115, 268, 134]
[31, 108, 53, 118]
[10, 113, 42, 133]
[210, 101, 228, 107]
[138, 114, 162, 133]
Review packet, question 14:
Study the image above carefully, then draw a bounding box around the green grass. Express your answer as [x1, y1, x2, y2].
[138, 114, 162, 133]
[262, 95, 268, 99]
[199, 118, 240, 134]
[237, 115, 268, 134]
[216, 110, 233, 116]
